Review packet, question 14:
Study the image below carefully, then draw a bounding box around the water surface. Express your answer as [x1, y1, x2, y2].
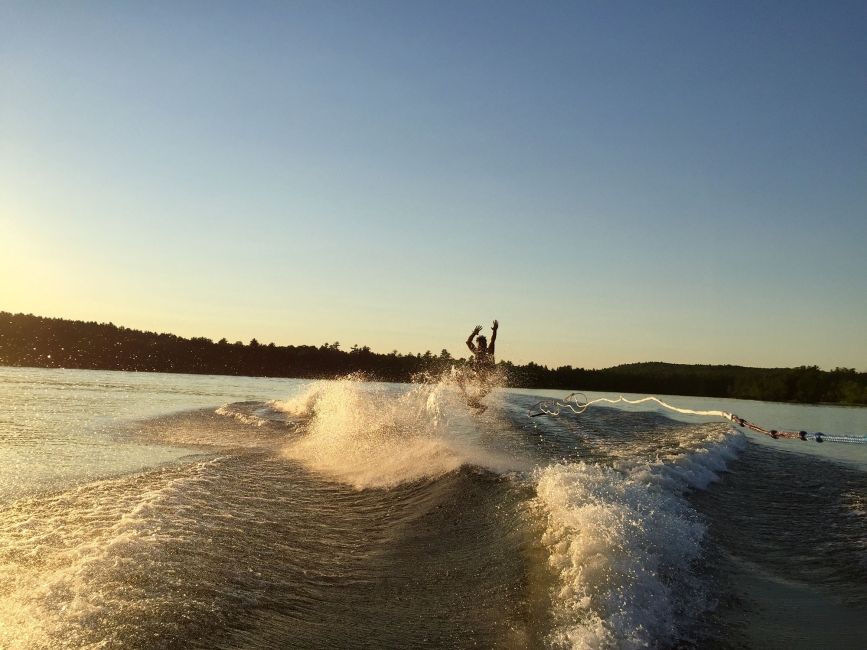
[2, 367, 866, 648]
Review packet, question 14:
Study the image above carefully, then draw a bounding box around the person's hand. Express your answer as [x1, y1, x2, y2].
[492, 319, 498, 331]
[472, 325, 483, 336]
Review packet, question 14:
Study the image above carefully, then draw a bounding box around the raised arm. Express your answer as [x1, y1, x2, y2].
[489, 320, 498, 355]
[466, 324, 482, 353]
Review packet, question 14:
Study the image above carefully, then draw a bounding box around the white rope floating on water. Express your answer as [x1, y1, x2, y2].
[532, 393, 730, 419]
[528, 393, 867, 445]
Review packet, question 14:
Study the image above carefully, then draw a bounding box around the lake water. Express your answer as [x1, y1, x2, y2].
[1, 366, 866, 648]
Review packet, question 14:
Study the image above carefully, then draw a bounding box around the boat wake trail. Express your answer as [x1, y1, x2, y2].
[531, 422, 745, 648]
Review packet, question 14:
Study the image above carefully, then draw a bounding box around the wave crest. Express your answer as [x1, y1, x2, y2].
[534, 432, 744, 648]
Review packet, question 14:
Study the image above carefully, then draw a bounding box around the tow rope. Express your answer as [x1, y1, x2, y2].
[528, 393, 867, 445]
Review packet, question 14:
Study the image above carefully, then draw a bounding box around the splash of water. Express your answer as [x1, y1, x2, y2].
[272, 372, 519, 489]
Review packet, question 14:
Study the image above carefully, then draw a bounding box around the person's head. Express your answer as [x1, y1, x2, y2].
[476, 335, 487, 350]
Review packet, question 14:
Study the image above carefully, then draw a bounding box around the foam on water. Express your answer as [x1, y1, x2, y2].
[214, 403, 270, 427]
[0, 457, 227, 649]
[272, 375, 521, 489]
[533, 429, 746, 649]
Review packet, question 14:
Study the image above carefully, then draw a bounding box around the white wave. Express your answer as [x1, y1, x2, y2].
[0, 458, 224, 650]
[215, 403, 268, 427]
[534, 431, 744, 649]
[135, 408, 275, 449]
[273, 376, 521, 489]
[626, 429, 746, 493]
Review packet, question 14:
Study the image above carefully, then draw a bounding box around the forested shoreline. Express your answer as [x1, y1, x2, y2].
[2, 312, 865, 405]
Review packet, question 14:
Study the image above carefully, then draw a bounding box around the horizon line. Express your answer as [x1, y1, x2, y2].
[4, 310, 863, 375]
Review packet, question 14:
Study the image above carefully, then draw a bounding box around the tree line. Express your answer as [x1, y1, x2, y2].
[1, 311, 865, 405]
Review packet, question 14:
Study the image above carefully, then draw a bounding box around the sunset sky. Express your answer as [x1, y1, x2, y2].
[2, 1, 865, 369]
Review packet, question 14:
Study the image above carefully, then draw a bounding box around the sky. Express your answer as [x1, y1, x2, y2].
[1, 1, 865, 370]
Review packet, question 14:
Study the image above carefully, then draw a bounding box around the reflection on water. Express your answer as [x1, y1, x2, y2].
[0, 368, 304, 498]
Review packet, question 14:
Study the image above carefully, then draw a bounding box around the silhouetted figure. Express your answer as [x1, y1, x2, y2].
[459, 320, 498, 411]
[466, 320, 497, 370]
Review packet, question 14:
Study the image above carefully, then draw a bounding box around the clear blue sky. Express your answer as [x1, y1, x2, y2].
[2, 1, 865, 369]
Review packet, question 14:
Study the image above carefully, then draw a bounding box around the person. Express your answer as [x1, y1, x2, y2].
[466, 320, 498, 372]
[459, 320, 498, 410]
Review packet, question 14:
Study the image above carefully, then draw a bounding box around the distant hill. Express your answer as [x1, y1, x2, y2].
[1, 312, 865, 404]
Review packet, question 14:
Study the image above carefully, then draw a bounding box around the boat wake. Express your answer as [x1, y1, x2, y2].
[532, 425, 745, 648]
